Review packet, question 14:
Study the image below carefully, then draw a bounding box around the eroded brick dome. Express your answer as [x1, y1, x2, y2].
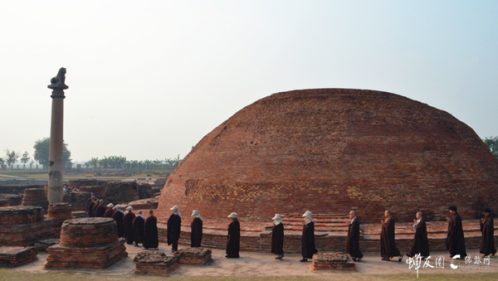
[157, 89, 498, 223]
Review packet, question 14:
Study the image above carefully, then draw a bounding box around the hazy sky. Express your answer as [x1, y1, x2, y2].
[1, 0, 497, 162]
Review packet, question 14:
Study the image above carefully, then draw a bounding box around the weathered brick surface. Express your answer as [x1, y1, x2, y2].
[22, 188, 48, 210]
[0, 194, 23, 206]
[157, 89, 498, 224]
[47, 203, 73, 221]
[62, 191, 91, 211]
[128, 198, 158, 210]
[174, 247, 212, 265]
[0, 206, 60, 246]
[45, 217, 127, 269]
[0, 246, 37, 267]
[134, 250, 179, 276]
[309, 252, 355, 271]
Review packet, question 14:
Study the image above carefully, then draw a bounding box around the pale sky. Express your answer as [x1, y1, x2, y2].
[1, 0, 497, 162]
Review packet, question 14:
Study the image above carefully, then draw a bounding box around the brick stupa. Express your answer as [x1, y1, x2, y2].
[157, 89, 498, 224]
[45, 217, 127, 269]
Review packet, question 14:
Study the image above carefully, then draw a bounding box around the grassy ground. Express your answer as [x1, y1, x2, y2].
[1, 271, 498, 281]
[0, 170, 168, 182]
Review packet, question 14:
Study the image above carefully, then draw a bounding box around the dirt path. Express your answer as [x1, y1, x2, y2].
[14, 243, 498, 278]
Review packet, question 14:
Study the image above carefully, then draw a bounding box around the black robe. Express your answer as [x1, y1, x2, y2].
[87, 200, 96, 217]
[380, 218, 401, 258]
[95, 204, 106, 217]
[144, 215, 159, 249]
[446, 213, 467, 258]
[408, 219, 430, 258]
[226, 219, 240, 258]
[347, 218, 363, 259]
[302, 222, 317, 259]
[480, 217, 496, 256]
[133, 215, 145, 245]
[167, 214, 182, 245]
[112, 210, 125, 238]
[271, 223, 284, 255]
[104, 208, 114, 218]
[123, 211, 136, 244]
[191, 217, 203, 247]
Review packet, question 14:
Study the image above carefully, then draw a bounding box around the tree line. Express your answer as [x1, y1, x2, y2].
[83, 155, 181, 171]
[0, 137, 181, 171]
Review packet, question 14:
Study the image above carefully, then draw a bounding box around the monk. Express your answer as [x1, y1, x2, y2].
[95, 199, 107, 217]
[271, 213, 284, 260]
[132, 210, 146, 247]
[103, 203, 115, 218]
[380, 210, 402, 262]
[87, 195, 96, 217]
[144, 210, 158, 249]
[191, 210, 203, 247]
[167, 205, 182, 252]
[301, 210, 317, 262]
[347, 210, 363, 262]
[446, 205, 467, 259]
[112, 206, 125, 238]
[480, 208, 496, 257]
[226, 212, 240, 258]
[123, 206, 136, 244]
[407, 211, 430, 259]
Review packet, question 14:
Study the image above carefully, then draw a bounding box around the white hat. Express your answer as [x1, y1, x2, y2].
[107, 203, 114, 208]
[170, 205, 178, 212]
[126, 206, 133, 211]
[191, 209, 201, 218]
[272, 213, 283, 221]
[228, 212, 238, 219]
[302, 210, 312, 219]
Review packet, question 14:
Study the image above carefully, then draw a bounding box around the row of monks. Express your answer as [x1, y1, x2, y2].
[88, 198, 496, 262]
[87, 197, 159, 248]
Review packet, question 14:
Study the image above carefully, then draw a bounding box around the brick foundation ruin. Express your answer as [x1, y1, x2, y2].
[134, 250, 179, 276]
[0, 206, 59, 246]
[45, 217, 127, 269]
[309, 252, 355, 271]
[21, 188, 48, 210]
[0, 246, 38, 267]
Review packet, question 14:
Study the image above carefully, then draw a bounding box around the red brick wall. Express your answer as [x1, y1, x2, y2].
[157, 89, 498, 224]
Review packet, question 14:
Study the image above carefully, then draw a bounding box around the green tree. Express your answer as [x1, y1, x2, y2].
[5, 150, 19, 168]
[33, 138, 72, 169]
[484, 137, 498, 159]
[86, 157, 99, 169]
[0, 158, 5, 169]
[20, 151, 30, 169]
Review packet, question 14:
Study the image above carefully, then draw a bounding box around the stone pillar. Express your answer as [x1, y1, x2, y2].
[47, 68, 68, 205]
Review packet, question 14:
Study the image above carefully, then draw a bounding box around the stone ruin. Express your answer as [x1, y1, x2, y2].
[21, 188, 48, 210]
[128, 197, 159, 210]
[45, 217, 127, 269]
[155, 88, 498, 253]
[133, 247, 212, 276]
[174, 247, 212, 265]
[309, 252, 355, 271]
[0, 206, 57, 246]
[0, 246, 37, 267]
[0, 194, 23, 207]
[158, 89, 498, 223]
[134, 250, 179, 276]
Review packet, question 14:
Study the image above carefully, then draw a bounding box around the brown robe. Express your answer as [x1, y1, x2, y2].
[103, 207, 114, 218]
[480, 216, 496, 256]
[380, 218, 401, 258]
